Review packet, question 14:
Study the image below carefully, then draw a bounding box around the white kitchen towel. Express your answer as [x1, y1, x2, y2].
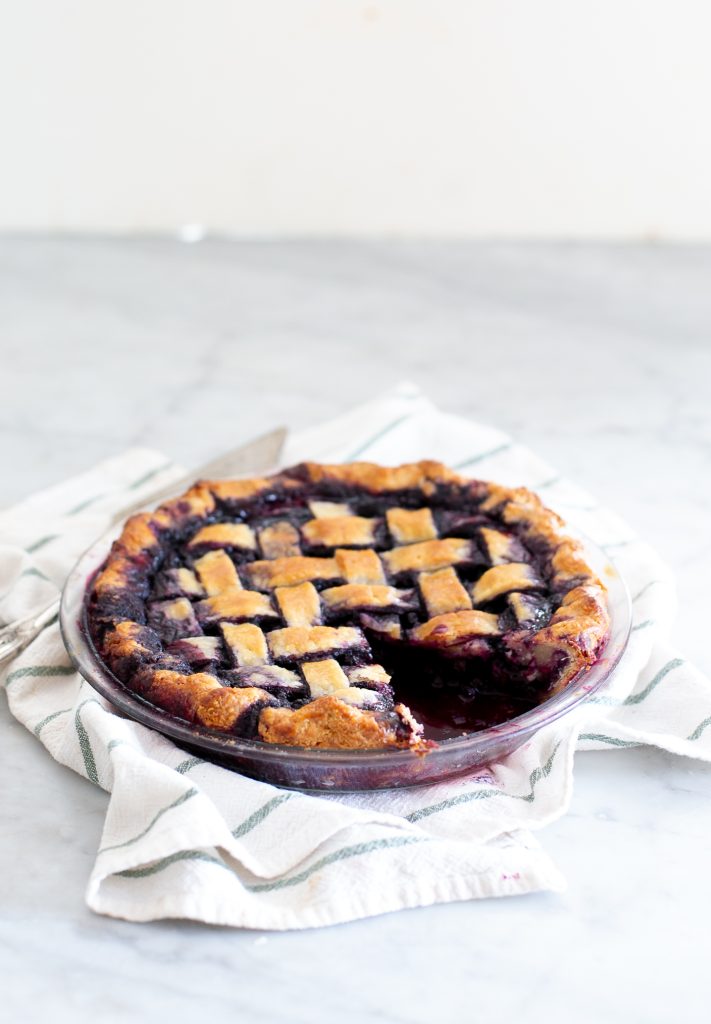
[2, 383, 710, 929]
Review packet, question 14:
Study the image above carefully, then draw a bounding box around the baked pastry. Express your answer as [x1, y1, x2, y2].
[86, 461, 610, 751]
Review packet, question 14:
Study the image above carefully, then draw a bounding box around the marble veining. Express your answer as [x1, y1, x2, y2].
[1, 239, 710, 1023]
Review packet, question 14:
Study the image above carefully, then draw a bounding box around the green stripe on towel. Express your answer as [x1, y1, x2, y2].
[128, 461, 175, 491]
[74, 698, 100, 785]
[98, 788, 199, 855]
[33, 707, 72, 737]
[407, 743, 561, 823]
[114, 835, 430, 890]
[174, 756, 207, 775]
[590, 657, 684, 708]
[578, 733, 639, 748]
[25, 534, 60, 554]
[345, 414, 415, 461]
[687, 716, 711, 742]
[116, 849, 230, 879]
[453, 443, 512, 470]
[231, 794, 293, 839]
[246, 835, 430, 893]
[6, 664, 75, 686]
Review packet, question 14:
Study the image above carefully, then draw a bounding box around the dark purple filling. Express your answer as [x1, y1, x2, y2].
[367, 636, 555, 739]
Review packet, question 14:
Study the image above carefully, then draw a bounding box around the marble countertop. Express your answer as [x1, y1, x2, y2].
[1, 239, 710, 1023]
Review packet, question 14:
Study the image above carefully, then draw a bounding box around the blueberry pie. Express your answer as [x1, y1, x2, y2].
[86, 461, 610, 750]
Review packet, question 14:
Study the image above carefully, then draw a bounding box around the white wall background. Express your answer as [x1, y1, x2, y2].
[2, 0, 710, 238]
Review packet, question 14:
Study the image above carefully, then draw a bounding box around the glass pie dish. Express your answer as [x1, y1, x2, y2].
[60, 508, 631, 792]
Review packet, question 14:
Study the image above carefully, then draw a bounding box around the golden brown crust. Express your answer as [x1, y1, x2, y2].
[203, 477, 278, 502]
[298, 459, 460, 494]
[221, 622, 269, 667]
[93, 557, 136, 593]
[489, 486, 568, 547]
[476, 480, 610, 688]
[479, 527, 524, 565]
[382, 538, 472, 575]
[347, 664, 392, 687]
[334, 548, 386, 584]
[116, 514, 163, 557]
[194, 686, 275, 731]
[471, 563, 540, 604]
[274, 582, 321, 627]
[244, 555, 341, 590]
[266, 625, 365, 662]
[102, 461, 465, 578]
[410, 610, 502, 645]
[187, 523, 256, 551]
[145, 670, 222, 721]
[193, 550, 242, 595]
[386, 507, 438, 544]
[258, 521, 301, 559]
[418, 567, 472, 617]
[153, 596, 194, 622]
[360, 614, 402, 640]
[258, 695, 418, 749]
[103, 620, 155, 660]
[302, 658, 351, 696]
[308, 500, 351, 518]
[529, 585, 610, 685]
[195, 589, 277, 625]
[158, 484, 216, 523]
[302, 515, 378, 548]
[550, 540, 596, 588]
[320, 583, 411, 613]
